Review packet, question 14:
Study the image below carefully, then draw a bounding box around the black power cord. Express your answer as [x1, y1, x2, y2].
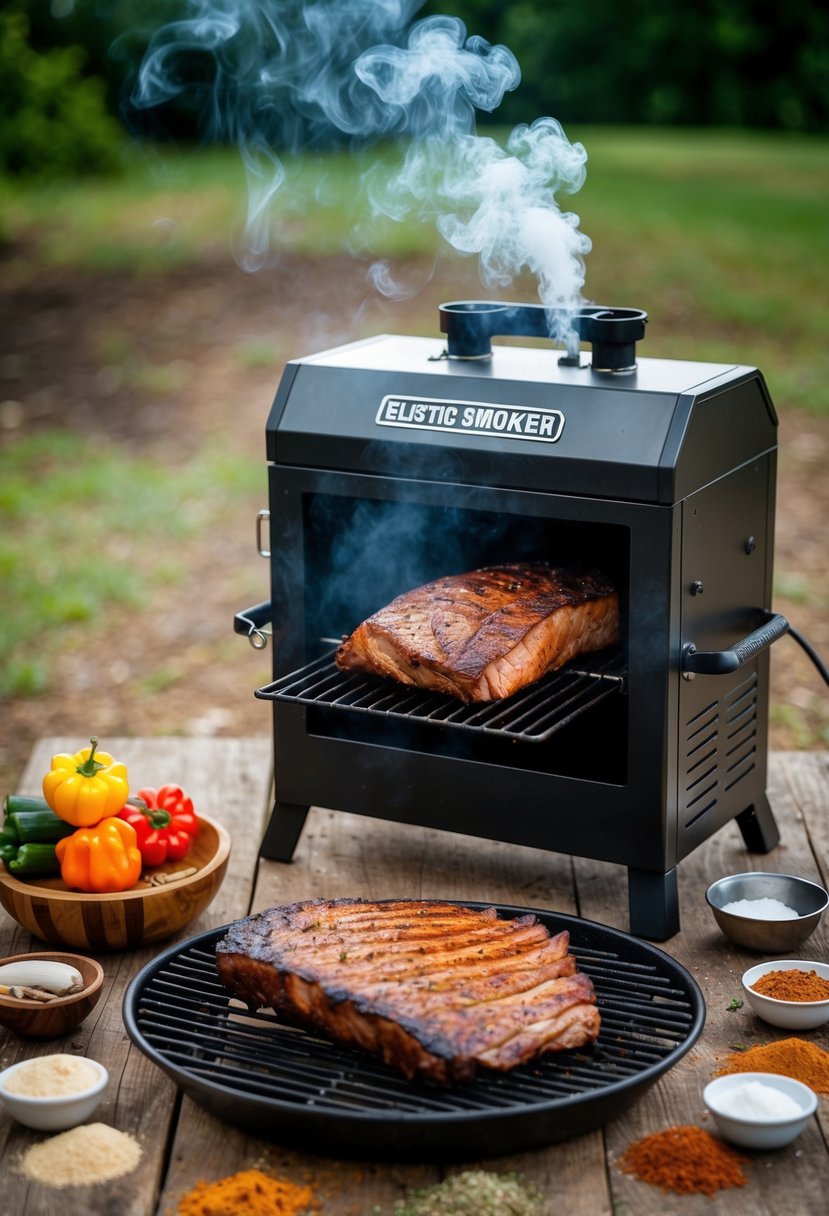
[787, 623, 829, 686]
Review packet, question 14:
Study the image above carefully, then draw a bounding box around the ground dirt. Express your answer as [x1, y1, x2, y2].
[1, 248, 827, 795]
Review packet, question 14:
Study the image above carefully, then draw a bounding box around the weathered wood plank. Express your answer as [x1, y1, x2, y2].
[4, 744, 827, 1216]
[0, 736, 272, 1216]
[773, 751, 829, 890]
[577, 752, 829, 1215]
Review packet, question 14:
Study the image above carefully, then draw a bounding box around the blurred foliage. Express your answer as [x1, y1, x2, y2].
[17, 0, 829, 156]
[25, 0, 205, 140]
[427, 0, 829, 131]
[0, 4, 123, 179]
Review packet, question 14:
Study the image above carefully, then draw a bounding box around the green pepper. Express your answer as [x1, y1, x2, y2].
[0, 828, 18, 862]
[7, 842, 63, 877]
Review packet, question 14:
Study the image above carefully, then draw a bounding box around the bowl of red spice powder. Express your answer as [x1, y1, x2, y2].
[741, 959, 829, 1029]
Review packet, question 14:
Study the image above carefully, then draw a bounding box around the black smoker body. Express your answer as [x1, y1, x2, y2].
[240, 306, 785, 940]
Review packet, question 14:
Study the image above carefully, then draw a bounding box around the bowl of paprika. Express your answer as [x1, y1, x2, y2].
[741, 959, 829, 1030]
[0, 739, 230, 951]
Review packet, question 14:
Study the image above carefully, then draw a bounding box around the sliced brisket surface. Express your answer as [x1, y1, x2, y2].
[216, 898, 601, 1084]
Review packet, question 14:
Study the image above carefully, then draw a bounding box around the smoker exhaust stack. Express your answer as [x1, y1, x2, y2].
[439, 300, 648, 372]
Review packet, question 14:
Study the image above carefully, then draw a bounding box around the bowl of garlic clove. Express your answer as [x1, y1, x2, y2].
[0, 952, 104, 1039]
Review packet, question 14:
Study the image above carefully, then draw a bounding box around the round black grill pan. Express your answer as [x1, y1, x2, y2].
[123, 905, 705, 1158]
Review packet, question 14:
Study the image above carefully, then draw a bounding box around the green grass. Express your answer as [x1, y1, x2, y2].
[1, 127, 827, 702]
[2, 128, 827, 413]
[0, 142, 438, 275]
[564, 128, 829, 412]
[0, 431, 262, 697]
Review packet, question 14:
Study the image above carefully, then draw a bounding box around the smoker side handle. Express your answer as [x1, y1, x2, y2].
[682, 611, 789, 676]
[234, 601, 272, 650]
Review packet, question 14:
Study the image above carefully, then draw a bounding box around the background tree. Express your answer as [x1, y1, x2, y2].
[0, 3, 122, 179]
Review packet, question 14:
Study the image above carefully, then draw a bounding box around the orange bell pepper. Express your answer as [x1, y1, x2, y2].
[56, 816, 142, 893]
[43, 737, 129, 827]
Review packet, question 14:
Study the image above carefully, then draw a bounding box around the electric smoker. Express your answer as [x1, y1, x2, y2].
[236, 302, 791, 940]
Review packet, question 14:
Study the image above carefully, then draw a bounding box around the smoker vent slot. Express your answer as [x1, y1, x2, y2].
[682, 672, 761, 820]
[124, 911, 704, 1156]
[255, 648, 625, 743]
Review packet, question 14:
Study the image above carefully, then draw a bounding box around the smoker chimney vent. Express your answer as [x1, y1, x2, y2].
[439, 301, 648, 372]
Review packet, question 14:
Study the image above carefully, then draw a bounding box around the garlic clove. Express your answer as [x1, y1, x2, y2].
[0, 960, 84, 996]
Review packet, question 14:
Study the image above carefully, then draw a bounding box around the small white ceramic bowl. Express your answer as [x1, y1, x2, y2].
[703, 1071, 817, 1149]
[0, 1056, 108, 1130]
[741, 959, 829, 1029]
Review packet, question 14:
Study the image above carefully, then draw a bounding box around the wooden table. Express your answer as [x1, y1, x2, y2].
[1, 739, 827, 1214]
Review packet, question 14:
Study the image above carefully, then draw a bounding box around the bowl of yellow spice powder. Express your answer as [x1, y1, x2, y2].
[741, 959, 829, 1029]
[0, 1053, 108, 1130]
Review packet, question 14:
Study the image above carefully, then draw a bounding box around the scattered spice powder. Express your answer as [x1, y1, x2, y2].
[393, 1169, 544, 1216]
[18, 1122, 142, 1187]
[617, 1125, 747, 1197]
[752, 968, 829, 1002]
[715, 1036, 829, 1092]
[176, 1168, 315, 1216]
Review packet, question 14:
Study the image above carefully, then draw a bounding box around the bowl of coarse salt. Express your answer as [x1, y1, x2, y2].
[705, 871, 828, 952]
[0, 1052, 108, 1130]
[703, 1071, 818, 1149]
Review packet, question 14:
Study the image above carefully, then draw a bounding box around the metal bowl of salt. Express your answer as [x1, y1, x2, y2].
[705, 872, 828, 953]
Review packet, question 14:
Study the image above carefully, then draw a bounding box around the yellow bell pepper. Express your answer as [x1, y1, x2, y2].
[43, 737, 129, 827]
[55, 816, 142, 893]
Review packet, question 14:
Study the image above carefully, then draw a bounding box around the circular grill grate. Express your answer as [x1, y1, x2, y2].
[124, 907, 704, 1157]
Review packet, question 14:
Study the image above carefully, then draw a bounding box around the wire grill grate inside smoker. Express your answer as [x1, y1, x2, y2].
[124, 912, 704, 1155]
[254, 647, 625, 742]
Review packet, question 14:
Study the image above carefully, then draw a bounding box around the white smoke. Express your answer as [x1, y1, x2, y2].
[134, 1, 591, 331]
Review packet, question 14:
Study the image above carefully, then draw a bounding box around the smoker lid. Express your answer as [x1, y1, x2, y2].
[123, 905, 705, 1158]
[267, 332, 777, 503]
[293, 332, 743, 394]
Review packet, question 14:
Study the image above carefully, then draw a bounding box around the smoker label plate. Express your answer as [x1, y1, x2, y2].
[376, 394, 565, 443]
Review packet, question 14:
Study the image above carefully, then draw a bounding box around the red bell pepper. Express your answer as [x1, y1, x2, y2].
[118, 784, 199, 867]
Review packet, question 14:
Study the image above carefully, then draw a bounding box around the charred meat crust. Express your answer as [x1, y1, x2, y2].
[335, 563, 619, 702]
[215, 898, 600, 1085]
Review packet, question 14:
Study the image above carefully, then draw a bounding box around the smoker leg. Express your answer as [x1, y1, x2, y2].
[736, 794, 780, 854]
[259, 801, 309, 862]
[628, 867, 680, 941]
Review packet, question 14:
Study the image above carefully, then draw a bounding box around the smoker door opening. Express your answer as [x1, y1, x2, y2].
[286, 492, 630, 784]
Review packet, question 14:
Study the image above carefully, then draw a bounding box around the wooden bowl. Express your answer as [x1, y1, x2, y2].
[0, 951, 105, 1039]
[0, 815, 230, 951]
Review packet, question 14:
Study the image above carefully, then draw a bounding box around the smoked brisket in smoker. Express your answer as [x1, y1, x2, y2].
[215, 898, 601, 1085]
[334, 562, 619, 702]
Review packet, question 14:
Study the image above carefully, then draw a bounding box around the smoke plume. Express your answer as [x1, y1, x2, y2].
[134, 1, 591, 334]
